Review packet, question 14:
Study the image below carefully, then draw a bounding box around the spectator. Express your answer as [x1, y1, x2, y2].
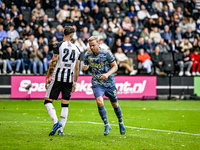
[30, 45, 43, 75]
[127, 5, 137, 21]
[71, 5, 81, 22]
[184, 27, 196, 44]
[80, 26, 90, 44]
[7, 24, 19, 43]
[99, 36, 110, 51]
[3, 14, 14, 31]
[151, 46, 166, 75]
[122, 37, 135, 54]
[20, 43, 32, 74]
[111, 38, 122, 54]
[0, 48, 7, 74]
[29, 15, 39, 30]
[92, 26, 107, 41]
[144, 38, 155, 54]
[12, 37, 22, 51]
[115, 47, 137, 75]
[14, 14, 27, 32]
[10, 5, 19, 19]
[48, 36, 57, 53]
[122, 16, 132, 31]
[38, 14, 52, 32]
[132, 16, 144, 33]
[178, 49, 192, 76]
[152, 0, 163, 13]
[82, 6, 90, 22]
[32, 3, 45, 20]
[100, 17, 108, 31]
[174, 27, 183, 46]
[74, 16, 86, 32]
[113, 5, 125, 24]
[34, 25, 45, 41]
[56, 4, 70, 23]
[72, 25, 80, 41]
[140, 27, 150, 42]
[90, 4, 103, 25]
[150, 26, 162, 43]
[157, 38, 171, 53]
[164, 0, 175, 13]
[47, 27, 56, 43]
[144, 18, 156, 31]
[125, 26, 139, 43]
[21, 0, 33, 11]
[137, 4, 151, 21]
[76, 0, 86, 11]
[87, 16, 97, 34]
[179, 17, 188, 34]
[24, 34, 39, 51]
[187, 17, 196, 31]
[109, 17, 121, 34]
[134, 37, 145, 53]
[118, 0, 129, 14]
[174, 6, 183, 23]
[54, 25, 64, 42]
[161, 25, 174, 44]
[20, 25, 33, 40]
[0, 3, 10, 19]
[142, 0, 153, 12]
[190, 48, 200, 76]
[115, 28, 126, 42]
[159, 5, 172, 24]
[155, 17, 165, 32]
[179, 38, 193, 52]
[0, 24, 8, 42]
[38, 36, 46, 52]
[62, 17, 73, 27]
[0, 37, 10, 51]
[133, 0, 141, 12]
[4, 46, 21, 74]
[42, 45, 52, 74]
[137, 48, 152, 74]
[105, 26, 115, 48]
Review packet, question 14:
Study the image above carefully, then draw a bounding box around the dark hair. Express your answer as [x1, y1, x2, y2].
[63, 26, 75, 36]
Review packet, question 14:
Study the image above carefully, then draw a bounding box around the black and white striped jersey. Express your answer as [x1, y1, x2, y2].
[51, 40, 81, 83]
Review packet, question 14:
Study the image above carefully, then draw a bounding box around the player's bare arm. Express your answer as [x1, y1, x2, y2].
[45, 54, 59, 89]
[100, 61, 118, 81]
[72, 60, 80, 93]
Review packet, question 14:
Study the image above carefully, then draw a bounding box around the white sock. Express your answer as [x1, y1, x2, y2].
[45, 103, 58, 124]
[59, 107, 68, 132]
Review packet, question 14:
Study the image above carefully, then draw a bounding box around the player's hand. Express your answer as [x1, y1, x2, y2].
[83, 64, 89, 71]
[45, 77, 50, 89]
[100, 74, 108, 81]
[72, 84, 76, 93]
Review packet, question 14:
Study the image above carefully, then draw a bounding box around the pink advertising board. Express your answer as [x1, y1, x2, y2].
[11, 76, 156, 99]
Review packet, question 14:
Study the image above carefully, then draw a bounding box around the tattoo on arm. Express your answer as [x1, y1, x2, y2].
[46, 54, 58, 77]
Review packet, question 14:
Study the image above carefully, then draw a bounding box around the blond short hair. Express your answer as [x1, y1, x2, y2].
[88, 36, 99, 42]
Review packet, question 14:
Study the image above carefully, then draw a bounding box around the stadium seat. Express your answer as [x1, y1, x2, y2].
[50, 20, 60, 29]
[174, 52, 182, 73]
[45, 9, 55, 21]
[22, 9, 31, 24]
[175, 2, 184, 10]
[107, 2, 117, 13]
[162, 52, 174, 73]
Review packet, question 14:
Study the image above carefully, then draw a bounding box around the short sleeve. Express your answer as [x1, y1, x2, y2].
[53, 43, 59, 54]
[107, 50, 115, 63]
[84, 52, 89, 65]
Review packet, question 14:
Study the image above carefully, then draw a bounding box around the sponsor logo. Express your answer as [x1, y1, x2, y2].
[18, 79, 147, 95]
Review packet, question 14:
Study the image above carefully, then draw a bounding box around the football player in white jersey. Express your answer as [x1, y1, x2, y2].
[44, 26, 81, 136]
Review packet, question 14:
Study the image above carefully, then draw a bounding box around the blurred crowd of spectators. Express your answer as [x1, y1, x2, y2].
[0, 0, 200, 76]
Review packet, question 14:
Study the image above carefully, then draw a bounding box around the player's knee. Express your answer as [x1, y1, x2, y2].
[96, 97, 104, 107]
[111, 102, 118, 108]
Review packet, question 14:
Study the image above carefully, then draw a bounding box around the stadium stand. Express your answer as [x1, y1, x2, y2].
[0, 0, 200, 77]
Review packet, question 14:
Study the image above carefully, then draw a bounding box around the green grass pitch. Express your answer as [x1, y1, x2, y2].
[0, 100, 200, 150]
